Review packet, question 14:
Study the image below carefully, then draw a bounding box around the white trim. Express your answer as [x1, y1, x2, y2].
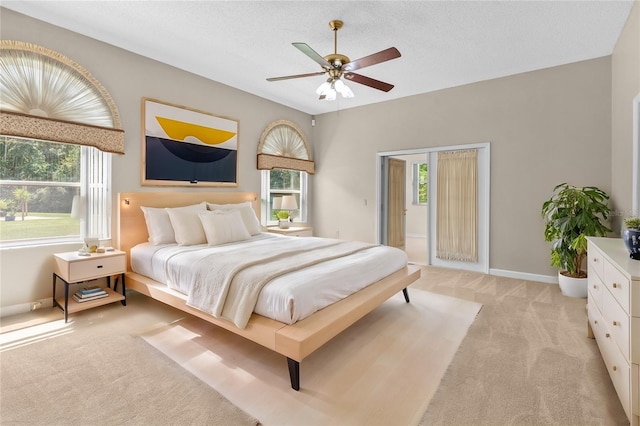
[490, 268, 558, 284]
[0, 297, 53, 318]
[406, 233, 427, 239]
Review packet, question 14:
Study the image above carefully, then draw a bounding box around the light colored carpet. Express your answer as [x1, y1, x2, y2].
[140, 288, 482, 425]
[0, 304, 260, 426]
[416, 267, 629, 425]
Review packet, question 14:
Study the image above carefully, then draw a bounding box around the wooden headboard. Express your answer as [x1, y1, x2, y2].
[117, 192, 260, 270]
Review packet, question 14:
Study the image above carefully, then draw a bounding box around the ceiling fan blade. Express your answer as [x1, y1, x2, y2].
[344, 73, 395, 92]
[342, 47, 401, 73]
[292, 42, 332, 68]
[267, 71, 326, 82]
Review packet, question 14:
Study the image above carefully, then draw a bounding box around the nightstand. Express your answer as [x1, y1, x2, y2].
[53, 250, 126, 322]
[266, 225, 313, 237]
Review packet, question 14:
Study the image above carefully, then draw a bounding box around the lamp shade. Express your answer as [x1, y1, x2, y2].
[281, 195, 298, 210]
[70, 195, 84, 219]
[272, 196, 282, 210]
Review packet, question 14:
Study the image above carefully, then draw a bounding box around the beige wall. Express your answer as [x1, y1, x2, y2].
[0, 9, 312, 310]
[313, 57, 612, 277]
[611, 1, 640, 227]
[1, 5, 635, 310]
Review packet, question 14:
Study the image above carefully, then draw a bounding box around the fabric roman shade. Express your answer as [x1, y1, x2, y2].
[0, 40, 124, 154]
[257, 120, 314, 174]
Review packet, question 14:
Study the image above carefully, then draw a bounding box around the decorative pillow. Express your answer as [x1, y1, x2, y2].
[199, 210, 251, 246]
[164, 202, 208, 246]
[140, 206, 176, 245]
[206, 201, 263, 235]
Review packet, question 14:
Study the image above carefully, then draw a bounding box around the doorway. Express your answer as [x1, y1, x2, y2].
[377, 143, 490, 273]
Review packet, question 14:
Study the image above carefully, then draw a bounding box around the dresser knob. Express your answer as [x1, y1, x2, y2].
[593, 258, 598, 262]
[612, 283, 618, 289]
[612, 366, 617, 372]
[606, 333, 610, 338]
[594, 320, 598, 325]
[613, 321, 618, 326]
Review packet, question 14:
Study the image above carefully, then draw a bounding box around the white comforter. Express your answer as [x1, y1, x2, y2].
[131, 233, 408, 327]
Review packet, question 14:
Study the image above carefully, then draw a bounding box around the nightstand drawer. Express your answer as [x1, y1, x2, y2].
[68, 255, 125, 282]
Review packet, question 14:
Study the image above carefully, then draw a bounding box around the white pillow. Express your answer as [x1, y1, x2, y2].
[141, 202, 207, 245]
[165, 202, 208, 246]
[140, 206, 175, 245]
[206, 201, 262, 235]
[199, 210, 251, 246]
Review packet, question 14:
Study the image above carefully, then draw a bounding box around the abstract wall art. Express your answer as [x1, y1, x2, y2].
[142, 98, 239, 186]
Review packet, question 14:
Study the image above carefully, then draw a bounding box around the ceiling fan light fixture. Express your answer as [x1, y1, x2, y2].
[334, 79, 354, 98]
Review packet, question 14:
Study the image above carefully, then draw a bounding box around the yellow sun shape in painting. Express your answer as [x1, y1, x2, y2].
[155, 116, 236, 145]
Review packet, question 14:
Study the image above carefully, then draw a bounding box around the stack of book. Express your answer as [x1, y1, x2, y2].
[73, 286, 108, 303]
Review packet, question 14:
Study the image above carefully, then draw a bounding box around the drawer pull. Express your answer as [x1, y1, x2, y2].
[593, 258, 598, 263]
[612, 321, 618, 326]
[606, 333, 610, 338]
[612, 366, 617, 372]
[97, 265, 103, 269]
[612, 283, 618, 289]
[594, 320, 598, 325]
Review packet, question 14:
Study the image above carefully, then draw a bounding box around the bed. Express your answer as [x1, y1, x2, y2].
[117, 191, 421, 390]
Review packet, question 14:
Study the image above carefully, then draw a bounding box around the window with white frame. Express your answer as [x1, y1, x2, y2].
[0, 136, 111, 245]
[262, 169, 307, 226]
[412, 161, 428, 205]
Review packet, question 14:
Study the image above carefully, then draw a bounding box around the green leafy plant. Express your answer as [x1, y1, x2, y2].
[624, 217, 640, 230]
[276, 210, 290, 220]
[541, 183, 611, 278]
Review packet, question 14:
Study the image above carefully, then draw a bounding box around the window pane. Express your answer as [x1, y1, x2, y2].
[0, 137, 81, 242]
[269, 169, 301, 190]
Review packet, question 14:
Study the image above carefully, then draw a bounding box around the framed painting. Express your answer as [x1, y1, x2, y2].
[142, 98, 239, 186]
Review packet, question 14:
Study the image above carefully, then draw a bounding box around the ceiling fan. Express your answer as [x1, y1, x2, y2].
[267, 20, 401, 101]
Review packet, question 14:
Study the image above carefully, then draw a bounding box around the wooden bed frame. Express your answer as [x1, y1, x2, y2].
[117, 191, 421, 390]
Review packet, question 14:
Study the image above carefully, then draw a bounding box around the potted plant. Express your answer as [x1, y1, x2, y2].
[623, 217, 640, 260]
[541, 183, 612, 297]
[276, 210, 290, 229]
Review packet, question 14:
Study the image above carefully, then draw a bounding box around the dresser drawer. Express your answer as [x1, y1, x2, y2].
[599, 332, 631, 419]
[634, 317, 640, 365]
[604, 261, 630, 314]
[633, 363, 639, 416]
[68, 255, 125, 282]
[588, 271, 604, 313]
[588, 243, 605, 280]
[589, 298, 606, 342]
[603, 289, 631, 363]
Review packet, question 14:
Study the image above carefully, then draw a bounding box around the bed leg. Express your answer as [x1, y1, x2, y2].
[402, 287, 410, 303]
[287, 357, 300, 391]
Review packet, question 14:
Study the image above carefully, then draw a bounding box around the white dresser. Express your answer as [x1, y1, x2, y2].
[587, 237, 639, 425]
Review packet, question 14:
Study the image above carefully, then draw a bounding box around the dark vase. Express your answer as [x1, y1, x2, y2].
[623, 229, 640, 260]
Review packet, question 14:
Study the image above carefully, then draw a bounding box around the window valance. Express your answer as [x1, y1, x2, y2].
[0, 41, 124, 154]
[257, 120, 314, 174]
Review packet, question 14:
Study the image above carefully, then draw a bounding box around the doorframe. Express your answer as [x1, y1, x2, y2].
[377, 142, 490, 274]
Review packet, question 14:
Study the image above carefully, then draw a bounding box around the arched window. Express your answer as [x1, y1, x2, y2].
[257, 120, 313, 226]
[0, 41, 124, 245]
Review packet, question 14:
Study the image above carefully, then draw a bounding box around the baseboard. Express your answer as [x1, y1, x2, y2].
[489, 268, 558, 284]
[0, 298, 53, 318]
[406, 233, 427, 239]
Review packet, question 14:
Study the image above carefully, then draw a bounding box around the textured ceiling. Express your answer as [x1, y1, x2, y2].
[1, 1, 634, 116]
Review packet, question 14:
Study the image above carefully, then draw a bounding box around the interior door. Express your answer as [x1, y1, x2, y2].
[387, 158, 406, 249]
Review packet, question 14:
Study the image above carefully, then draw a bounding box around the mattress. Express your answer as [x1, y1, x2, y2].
[130, 233, 408, 325]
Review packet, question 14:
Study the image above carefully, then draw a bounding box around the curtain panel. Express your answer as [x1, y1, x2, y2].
[436, 149, 478, 262]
